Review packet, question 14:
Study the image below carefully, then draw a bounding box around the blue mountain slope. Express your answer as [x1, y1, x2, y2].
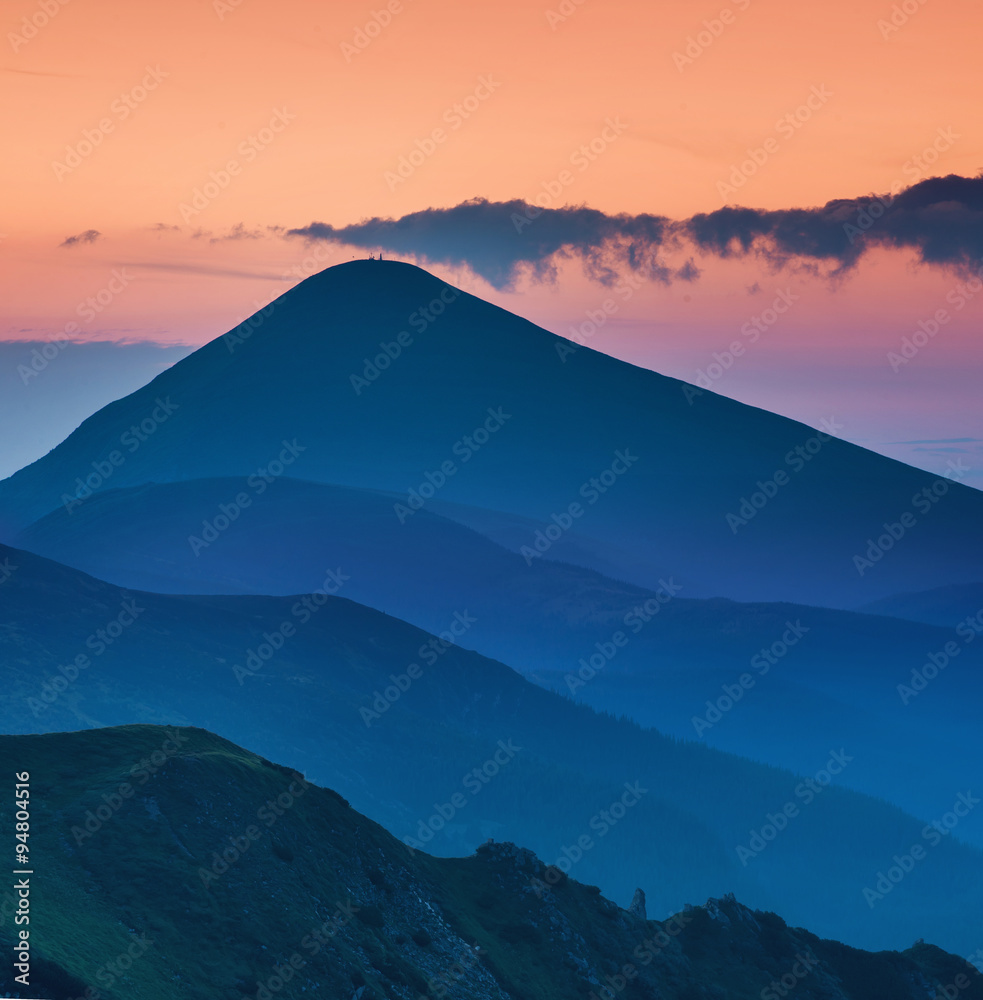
[0, 260, 979, 608]
[861, 583, 983, 628]
[13, 475, 983, 845]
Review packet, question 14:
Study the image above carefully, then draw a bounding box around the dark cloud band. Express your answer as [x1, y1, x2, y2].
[684, 174, 983, 275]
[287, 198, 694, 289]
[286, 175, 983, 287]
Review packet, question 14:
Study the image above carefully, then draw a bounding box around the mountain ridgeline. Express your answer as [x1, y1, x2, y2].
[1, 725, 981, 1000]
[1, 541, 982, 956]
[12, 476, 983, 845]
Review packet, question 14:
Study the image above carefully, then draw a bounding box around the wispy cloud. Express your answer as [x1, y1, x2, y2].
[207, 223, 285, 244]
[121, 261, 287, 281]
[1, 67, 80, 78]
[59, 229, 102, 249]
[891, 437, 981, 445]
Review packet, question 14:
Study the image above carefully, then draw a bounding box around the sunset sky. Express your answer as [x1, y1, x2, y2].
[2, 0, 981, 482]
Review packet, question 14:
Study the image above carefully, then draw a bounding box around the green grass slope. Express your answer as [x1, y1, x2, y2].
[1, 725, 981, 1000]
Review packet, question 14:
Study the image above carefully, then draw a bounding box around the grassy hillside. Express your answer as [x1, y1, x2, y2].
[1, 725, 980, 1000]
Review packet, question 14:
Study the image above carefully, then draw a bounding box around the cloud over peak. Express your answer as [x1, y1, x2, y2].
[288, 198, 695, 289]
[287, 175, 983, 288]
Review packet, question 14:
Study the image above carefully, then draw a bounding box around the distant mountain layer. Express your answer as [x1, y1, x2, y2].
[1, 542, 982, 955]
[14, 476, 983, 843]
[861, 583, 983, 628]
[1, 725, 981, 1000]
[0, 259, 980, 607]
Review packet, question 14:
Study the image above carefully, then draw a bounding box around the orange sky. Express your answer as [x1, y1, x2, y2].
[1, 0, 981, 482]
[4, 0, 981, 231]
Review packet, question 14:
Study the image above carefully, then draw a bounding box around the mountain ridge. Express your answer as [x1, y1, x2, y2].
[2, 540, 982, 954]
[10, 474, 983, 843]
[1, 723, 981, 1000]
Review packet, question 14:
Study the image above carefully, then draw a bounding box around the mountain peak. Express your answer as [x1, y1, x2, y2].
[290, 256, 452, 301]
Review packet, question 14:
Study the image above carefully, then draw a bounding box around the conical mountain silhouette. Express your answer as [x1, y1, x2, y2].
[2, 259, 980, 607]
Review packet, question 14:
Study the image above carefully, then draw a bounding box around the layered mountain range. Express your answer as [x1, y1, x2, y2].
[1, 260, 980, 988]
[1, 541, 981, 954]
